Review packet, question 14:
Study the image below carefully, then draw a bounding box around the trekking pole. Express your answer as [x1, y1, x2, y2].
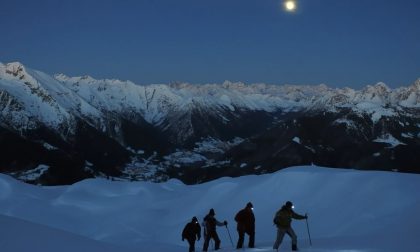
[305, 213, 312, 246]
[225, 224, 234, 248]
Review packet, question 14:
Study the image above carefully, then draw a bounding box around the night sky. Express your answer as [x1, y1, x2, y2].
[1, 0, 419, 88]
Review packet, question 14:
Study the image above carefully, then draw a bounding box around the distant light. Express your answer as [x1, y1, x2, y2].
[284, 0, 297, 12]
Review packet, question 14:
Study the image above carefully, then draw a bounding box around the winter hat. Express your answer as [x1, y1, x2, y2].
[246, 202, 253, 208]
[285, 201, 293, 208]
[209, 208, 215, 215]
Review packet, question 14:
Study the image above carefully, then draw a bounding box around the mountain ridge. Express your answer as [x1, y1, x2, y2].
[1, 61, 419, 185]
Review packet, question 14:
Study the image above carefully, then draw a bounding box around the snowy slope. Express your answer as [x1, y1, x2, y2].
[0, 166, 419, 252]
[0, 215, 144, 252]
[0, 62, 103, 133]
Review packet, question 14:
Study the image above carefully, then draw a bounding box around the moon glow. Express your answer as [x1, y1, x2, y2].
[284, 1, 297, 12]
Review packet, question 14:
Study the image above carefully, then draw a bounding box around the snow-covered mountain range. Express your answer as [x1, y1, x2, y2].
[1, 62, 419, 184]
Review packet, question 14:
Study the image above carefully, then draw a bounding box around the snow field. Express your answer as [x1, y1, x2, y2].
[0, 166, 419, 252]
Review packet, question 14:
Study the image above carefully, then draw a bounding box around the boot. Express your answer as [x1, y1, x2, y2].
[215, 241, 220, 250]
[292, 244, 298, 251]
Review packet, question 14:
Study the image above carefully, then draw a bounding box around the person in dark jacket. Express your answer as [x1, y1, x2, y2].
[234, 202, 255, 249]
[202, 208, 227, 251]
[182, 216, 201, 252]
[273, 201, 307, 251]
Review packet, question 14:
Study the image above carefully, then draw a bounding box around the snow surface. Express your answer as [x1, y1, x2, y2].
[373, 134, 406, 148]
[333, 118, 358, 130]
[292, 137, 301, 144]
[10, 164, 49, 181]
[1, 166, 420, 252]
[401, 132, 414, 139]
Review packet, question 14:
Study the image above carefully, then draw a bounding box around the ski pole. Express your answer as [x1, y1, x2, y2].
[225, 224, 234, 248]
[305, 213, 312, 246]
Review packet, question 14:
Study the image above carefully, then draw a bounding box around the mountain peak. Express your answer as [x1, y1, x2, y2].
[54, 73, 70, 82]
[412, 78, 420, 91]
[373, 82, 390, 91]
[0, 62, 39, 87]
[54, 74, 134, 86]
[0, 62, 26, 78]
[222, 80, 246, 89]
[6, 61, 25, 70]
[80, 75, 95, 81]
[362, 82, 391, 99]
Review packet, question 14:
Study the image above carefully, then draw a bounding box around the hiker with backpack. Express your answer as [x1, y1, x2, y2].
[182, 216, 201, 252]
[202, 208, 228, 251]
[273, 201, 307, 251]
[234, 202, 255, 249]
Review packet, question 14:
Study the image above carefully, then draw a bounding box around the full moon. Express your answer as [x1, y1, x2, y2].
[284, 1, 296, 12]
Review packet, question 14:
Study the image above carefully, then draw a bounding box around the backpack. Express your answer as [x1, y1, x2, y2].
[203, 215, 215, 235]
[273, 210, 288, 227]
[235, 209, 244, 223]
